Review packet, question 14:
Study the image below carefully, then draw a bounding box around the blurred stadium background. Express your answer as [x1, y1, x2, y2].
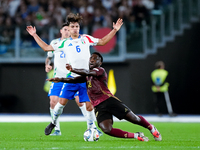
[0, 0, 200, 116]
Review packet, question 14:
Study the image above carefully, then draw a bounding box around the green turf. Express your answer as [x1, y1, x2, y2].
[0, 122, 199, 150]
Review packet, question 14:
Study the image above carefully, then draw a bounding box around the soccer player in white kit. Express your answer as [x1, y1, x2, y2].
[26, 13, 123, 136]
[27, 24, 102, 136]
[44, 23, 89, 136]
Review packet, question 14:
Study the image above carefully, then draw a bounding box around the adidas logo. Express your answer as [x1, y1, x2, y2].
[68, 43, 73, 46]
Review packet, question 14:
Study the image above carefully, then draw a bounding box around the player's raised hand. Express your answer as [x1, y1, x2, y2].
[47, 77, 61, 83]
[113, 18, 123, 31]
[45, 65, 52, 72]
[66, 64, 72, 71]
[26, 25, 36, 36]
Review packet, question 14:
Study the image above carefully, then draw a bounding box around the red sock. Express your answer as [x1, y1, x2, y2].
[110, 128, 135, 138]
[138, 115, 152, 130]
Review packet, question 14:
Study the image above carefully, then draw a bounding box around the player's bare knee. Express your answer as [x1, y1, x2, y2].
[76, 101, 84, 107]
[99, 125, 111, 134]
[50, 96, 59, 108]
[99, 122, 112, 134]
[75, 96, 83, 107]
[85, 102, 93, 111]
[50, 100, 57, 108]
[102, 128, 111, 134]
[86, 106, 93, 111]
[59, 98, 68, 105]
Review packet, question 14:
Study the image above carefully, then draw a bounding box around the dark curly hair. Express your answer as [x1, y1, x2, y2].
[66, 13, 83, 24]
[92, 52, 103, 63]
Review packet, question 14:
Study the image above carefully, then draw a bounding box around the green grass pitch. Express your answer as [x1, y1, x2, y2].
[0, 122, 199, 150]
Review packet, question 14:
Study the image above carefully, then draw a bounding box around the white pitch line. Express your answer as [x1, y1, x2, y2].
[0, 114, 200, 122]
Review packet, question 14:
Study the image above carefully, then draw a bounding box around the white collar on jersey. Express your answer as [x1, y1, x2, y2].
[69, 35, 81, 40]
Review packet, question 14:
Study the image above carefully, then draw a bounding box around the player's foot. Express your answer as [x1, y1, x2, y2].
[50, 130, 61, 136]
[45, 122, 56, 135]
[136, 132, 149, 142]
[150, 125, 162, 141]
[94, 128, 103, 136]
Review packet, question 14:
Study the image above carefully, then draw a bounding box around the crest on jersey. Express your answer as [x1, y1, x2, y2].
[81, 39, 86, 44]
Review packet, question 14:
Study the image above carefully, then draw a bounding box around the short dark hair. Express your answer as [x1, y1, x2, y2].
[62, 22, 69, 28]
[92, 52, 103, 63]
[66, 13, 83, 24]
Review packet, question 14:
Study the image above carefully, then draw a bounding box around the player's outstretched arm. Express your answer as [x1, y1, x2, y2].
[47, 76, 86, 83]
[47, 77, 62, 83]
[97, 18, 123, 46]
[26, 25, 54, 51]
[66, 64, 97, 76]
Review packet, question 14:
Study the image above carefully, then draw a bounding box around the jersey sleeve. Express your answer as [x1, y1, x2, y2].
[47, 51, 54, 57]
[51, 41, 60, 51]
[83, 34, 99, 46]
[93, 67, 105, 76]
[51, 39, 67, 51]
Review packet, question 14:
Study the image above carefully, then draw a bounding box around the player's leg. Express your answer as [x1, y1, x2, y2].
[74, 95, 95, 131]
[78, 83, 98, 129]
[78, 85, 103, 135]
[74, 93, 88, 121]
[96, 101, 148, 141]
[75, 95, 84, 107]
[124, 111, 162, 141]
[79, 90, 96, 129]
[85, 101, 97, 129]
[45, 97, 68, 135]
[104, 97, 161, 141]
[49, 96, 61, 136]
[52, 82, 78, 123]
[45, 83, 73, 135]
[99, 119, 148, 141]
[47, 82, 64, 136]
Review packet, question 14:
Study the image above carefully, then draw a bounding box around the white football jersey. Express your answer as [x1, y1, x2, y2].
[48, 38, 70, 78]
[52, 34, 99, 77]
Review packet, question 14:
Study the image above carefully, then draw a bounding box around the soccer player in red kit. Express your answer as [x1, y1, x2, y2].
[47, 52, 162, 142]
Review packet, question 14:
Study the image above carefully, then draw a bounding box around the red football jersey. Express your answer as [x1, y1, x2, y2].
[86, 67, 114, 106]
